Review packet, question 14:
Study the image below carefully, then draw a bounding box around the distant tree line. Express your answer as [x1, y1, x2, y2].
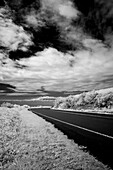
[54, 89, 113, 110]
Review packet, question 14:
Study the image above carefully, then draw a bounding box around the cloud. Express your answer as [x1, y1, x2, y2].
[4, 0, 83, 54]
[0, 10, 33, 52]
[1, 44, 113, 91]
[24, 13, 45, 29]
[42, 0, 79, 19]
[58, 3, 79, 19]
[1, 2, 113, 92]
[4, 0, 113, 51]
[73, 0, 113, 46]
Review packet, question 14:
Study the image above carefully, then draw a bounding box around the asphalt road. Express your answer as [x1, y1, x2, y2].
[31, 108, 113, 139]
[30, 108, 113, 168]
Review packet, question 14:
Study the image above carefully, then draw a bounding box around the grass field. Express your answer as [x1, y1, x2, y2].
[0, 100, 54, 107]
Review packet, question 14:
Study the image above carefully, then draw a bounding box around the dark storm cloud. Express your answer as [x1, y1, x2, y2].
[5, 0, 113, 61]
[0, 83, 16, 93]
[3, 0, 84, 60]
[0, 0, 5, 6]
[2, 0, 113, 56]
[73, 0, 113, 46]
[5, 0, 40, 10]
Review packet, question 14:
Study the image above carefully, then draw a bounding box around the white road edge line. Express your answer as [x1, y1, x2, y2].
[35, 112, 113, 140]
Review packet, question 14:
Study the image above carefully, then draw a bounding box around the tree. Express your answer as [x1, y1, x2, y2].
[1, 102, 14, 108]
[84, 90, 98, 105]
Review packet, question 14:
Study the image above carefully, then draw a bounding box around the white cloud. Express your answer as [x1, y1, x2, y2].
[0, 15, 33, 51]
[18, 48, 72, 79]
[24, 12, 45, 29]
[42, 0, 79, 19]
[58, 3, 78, 19]
[0, 7, 113, 92]
[1, 44, 113, 91]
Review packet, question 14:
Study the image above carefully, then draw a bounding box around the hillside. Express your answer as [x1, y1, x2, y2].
[53, 88, 113, 113]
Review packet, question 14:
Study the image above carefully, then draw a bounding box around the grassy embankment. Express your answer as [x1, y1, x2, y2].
[53, 88, 113, 114]
[0, 106, 111, 170]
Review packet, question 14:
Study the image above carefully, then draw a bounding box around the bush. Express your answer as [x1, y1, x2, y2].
[84, 90, 98, 105]
[65, 96, 75, 108]
[1, 102, 14, 108]
[95, 92, 113, 109]
[54, 97, 65, 108]
[58, 102, 69, 109]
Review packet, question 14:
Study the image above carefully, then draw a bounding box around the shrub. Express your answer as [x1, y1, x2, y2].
[58, 102, 69, 109]
[84, 90, 98, 105]
[65, 96, 75, 108]
[75, 93, 86, 106]
[54, 97, 65, 108]
[1, 102, 14, 108]
[95, 92, 113, 109]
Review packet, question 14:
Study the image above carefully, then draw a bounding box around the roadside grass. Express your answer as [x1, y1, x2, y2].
[0, 106, 111, 170]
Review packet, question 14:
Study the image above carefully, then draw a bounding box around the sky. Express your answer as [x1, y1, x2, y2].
[0, 0, 113, 92]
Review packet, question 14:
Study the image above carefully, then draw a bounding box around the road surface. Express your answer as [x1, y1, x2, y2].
[31, 108, 113, 139]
